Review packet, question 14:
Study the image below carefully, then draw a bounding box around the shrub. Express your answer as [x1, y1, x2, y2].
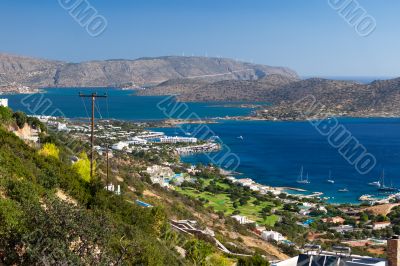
[0, 106, 13, 123]
[72, 152, 93, 182]
[38, 143, 60, 159]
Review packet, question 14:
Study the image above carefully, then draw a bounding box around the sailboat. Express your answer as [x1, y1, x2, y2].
[297, 166, 310, 184]
[378, 170, 398, 192]
[368, 180, 381, 187]
[327, 171, 335, 184]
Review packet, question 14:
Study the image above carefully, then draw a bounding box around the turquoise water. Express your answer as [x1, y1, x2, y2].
[5, 88, 400, 203]
[5, 88, 253, 120]
[153, 119, 400, 204]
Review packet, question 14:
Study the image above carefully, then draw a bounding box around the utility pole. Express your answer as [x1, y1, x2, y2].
[79, 92, 107, 180]
[106, 144, 109, 186]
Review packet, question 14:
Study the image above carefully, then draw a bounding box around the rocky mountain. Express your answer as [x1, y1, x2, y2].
[141, 74, 400, 118]
[254, 77, 400, 119]
[0, 53, 298, 89]
[176, 74, 299, 102]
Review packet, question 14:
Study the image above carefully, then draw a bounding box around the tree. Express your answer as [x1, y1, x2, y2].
[185, 239, 213, 265]
[360, 212, 369, 223]
[13, 111, 27, 129]
[27, 116, 46, 132]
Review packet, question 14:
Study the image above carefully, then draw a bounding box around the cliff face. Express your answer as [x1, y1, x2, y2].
[0, 53, 299, 89]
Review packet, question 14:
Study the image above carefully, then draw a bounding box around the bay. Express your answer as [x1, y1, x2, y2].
[4, 88, 400, 203]
[153, 119, 400, 204]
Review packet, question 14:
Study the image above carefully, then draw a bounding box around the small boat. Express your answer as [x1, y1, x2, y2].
[327, 170, 334, 184]
[237, 135, 244, 140]
[297, 166, 310, 184]
[368, 181, 381, 187]
[338, 188, 349, 192]
[185, 132, 192, 136]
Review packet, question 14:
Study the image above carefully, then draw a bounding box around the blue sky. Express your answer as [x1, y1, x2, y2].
[0, 0, 399, 77]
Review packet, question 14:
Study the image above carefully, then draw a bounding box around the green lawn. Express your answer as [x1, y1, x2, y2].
[263, 214, 279, 226]
[176, 187, 280, 227]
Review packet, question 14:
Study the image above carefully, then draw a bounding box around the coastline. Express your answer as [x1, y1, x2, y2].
[3, 89, 400, 204]
[218, 169, 321, 199]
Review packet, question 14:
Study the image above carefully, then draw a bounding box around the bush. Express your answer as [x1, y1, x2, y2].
[38, 143, 60, 159]
[72, 152, 93, 182]
[0, 106, 13, 123]
[238, 253, 269, 266]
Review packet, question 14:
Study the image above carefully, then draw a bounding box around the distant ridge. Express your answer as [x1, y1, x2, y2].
[0, 53, 298, 89]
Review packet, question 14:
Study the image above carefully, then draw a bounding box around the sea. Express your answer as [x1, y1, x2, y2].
[4, 84, 400, 204]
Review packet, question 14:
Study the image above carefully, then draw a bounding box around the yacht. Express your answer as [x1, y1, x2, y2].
[377, 170, 398, 192]
[297, 166, 310, 184]
[368, 181, 381, 187]
[327, 171, 335, 184]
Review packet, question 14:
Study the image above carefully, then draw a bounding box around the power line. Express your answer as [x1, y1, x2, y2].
[94, 99, 103, 119]
[80, 96, 90, 121]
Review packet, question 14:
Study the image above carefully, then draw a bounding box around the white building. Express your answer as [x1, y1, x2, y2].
[146, 165, 175, 187]
[249, 185, 261, 191]
[272, 254, 387, 266]
[127, 137, 147, 145]
[105, 184, 121, 195]
[160, 136, 197, 144]
[0, 98, 8, 107]
[112, 141, 130, 151]
[57, 122, 69, 132]
[231, 215, 255, 225]
[236, 178, 255, 187]
[371, 221, 391, 230]
[146, 165, 174, 178]
[261, 230, 286, 242]
[137, 131, 165, 139]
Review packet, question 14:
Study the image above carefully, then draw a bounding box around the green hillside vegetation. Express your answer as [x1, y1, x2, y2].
[0, 109, 272, 265]
[0, 127, 180, 264]
[0, 119, 208, 264]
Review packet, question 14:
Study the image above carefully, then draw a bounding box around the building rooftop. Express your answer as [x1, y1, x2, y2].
[272, 253, 387, 266]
